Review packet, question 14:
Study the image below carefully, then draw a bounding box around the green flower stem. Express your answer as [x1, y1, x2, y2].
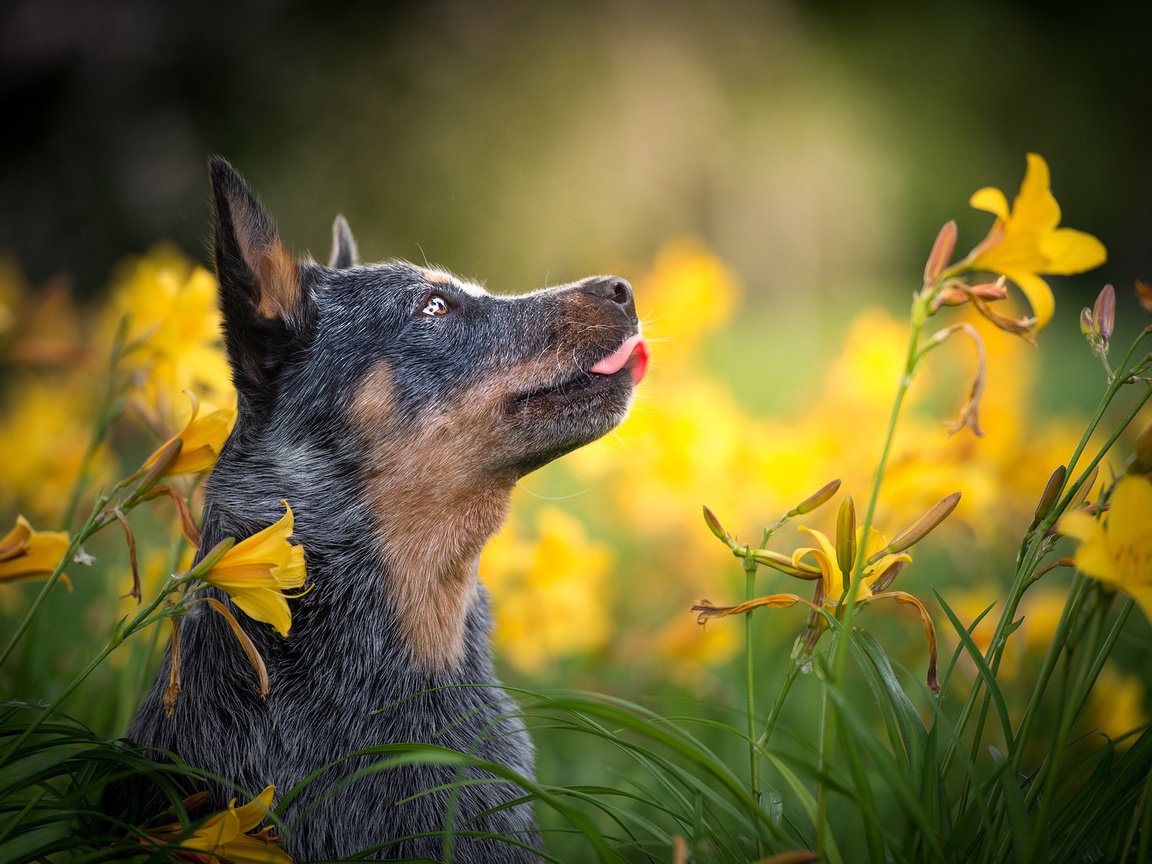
[942, 331, 1152, 781]
[741, 552, 763, 851]
[757, 653, 802, 749]
[0, 577, 181, 765]
[1008, 575, 1088, 771]
[816, 290, 931, 849]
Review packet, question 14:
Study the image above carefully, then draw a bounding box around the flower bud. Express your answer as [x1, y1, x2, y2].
[924, 221, 958, 284]
[702, 506, 730, 543]
[790, 479, 841, 516]
[835, 495, 856, 578]
[882, 491, 961, 557]
[185, 537, 236, 580]
[1093, 284, 1115, 345]
[1033, 464, 1067, 523]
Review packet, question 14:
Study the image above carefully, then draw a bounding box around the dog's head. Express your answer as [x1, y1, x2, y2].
[208, 158, 647, 668]
[210, 157, 646, 483]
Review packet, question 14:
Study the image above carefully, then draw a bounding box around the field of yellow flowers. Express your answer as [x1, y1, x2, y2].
[1, 154, 1150, 862]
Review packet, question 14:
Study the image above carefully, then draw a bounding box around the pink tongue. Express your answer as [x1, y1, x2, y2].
[590, 334, 649, 384]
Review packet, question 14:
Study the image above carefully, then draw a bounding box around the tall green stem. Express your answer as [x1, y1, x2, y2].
[815, 292, 929, 848]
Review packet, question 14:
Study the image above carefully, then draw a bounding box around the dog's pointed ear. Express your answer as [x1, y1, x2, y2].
[329, 214, 358, 269]
[210, 157, 310, 412]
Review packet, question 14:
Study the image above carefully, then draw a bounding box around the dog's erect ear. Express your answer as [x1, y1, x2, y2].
[329, 214, 359, 269]
[210, 157, 310, 412]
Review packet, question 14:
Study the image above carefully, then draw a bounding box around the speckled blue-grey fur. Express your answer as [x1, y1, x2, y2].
[120, 158, 642, 862]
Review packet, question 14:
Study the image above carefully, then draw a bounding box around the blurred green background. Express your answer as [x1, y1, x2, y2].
[3, 0, 1149, 302]
[3, 4, 1151, 856]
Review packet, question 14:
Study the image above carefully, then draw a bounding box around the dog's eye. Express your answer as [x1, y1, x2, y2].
[422, 296, 450, 317]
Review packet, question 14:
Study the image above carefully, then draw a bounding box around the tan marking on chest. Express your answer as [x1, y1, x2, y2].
[350, 363, 515, 671]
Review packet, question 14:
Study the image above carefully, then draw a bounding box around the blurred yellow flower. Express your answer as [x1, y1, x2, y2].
[1059, 474, 1152, 620]
[637, 238, 739, 365]
[0, 376, 111, 523]
[106, 245, 234, 429]
[143, 392, 236, 477]
[144, 784, 291, 864]
[196, 502, 307, 637]
[964, 153, 1106, 330]
[482, 507, 613, 675]
[0, 516, 70, 586]
[1086, 664, 1149, 748]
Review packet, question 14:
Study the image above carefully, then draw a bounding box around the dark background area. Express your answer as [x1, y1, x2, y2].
[2, 0, 1149, 315]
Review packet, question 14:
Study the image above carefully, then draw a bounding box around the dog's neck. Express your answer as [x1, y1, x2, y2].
[206, 428, 514, 675]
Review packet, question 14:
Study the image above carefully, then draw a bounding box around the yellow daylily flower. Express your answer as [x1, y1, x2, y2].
[791, 526, 911, 606]
[143, 391, 236, 477]
[145, 785, 292, 864]
[0, 516, 70, 586]
[198, 502, 307, 636]
[1059, 474, 1152, 621]
[964, 153, 1106, 330]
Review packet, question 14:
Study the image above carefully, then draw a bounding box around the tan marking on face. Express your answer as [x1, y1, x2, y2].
[420, 268, 488, 297]
[349, 287, 634, 669]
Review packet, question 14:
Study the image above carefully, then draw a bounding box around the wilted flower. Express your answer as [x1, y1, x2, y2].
[193, 502, 307, 636]
[143, 785, 291, 864]
[1059, 474, 1152, 621]
[0, 516, 70, 587]
[961, 153, 1106, 331]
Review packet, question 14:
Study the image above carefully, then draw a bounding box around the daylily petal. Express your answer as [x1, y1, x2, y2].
[1040, 228, 1107, 275]
[0, 516, 70, 584]
[217, 832, 294, 864]
[1001, 268, 1054, 330]
[1011, 153, 1061, 233]
[229, 588, 293, 637]
[969, 187, 1010, 220]
[1057, 510, 1102, 545]
[1102, 474, 1152, 545]
[232, 786, 276, 834]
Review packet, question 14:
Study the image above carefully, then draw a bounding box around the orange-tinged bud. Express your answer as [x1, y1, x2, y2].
[924, 221, 958, 284]
[881, 492, 961, 557]
[790, 479, 841, 516]
[1093, 284, 1115, 344]
[702, 506, 732, 545]
[750, 549, 821, 579]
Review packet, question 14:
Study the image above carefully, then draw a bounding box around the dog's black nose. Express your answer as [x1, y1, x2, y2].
[580, 276, 636, 321]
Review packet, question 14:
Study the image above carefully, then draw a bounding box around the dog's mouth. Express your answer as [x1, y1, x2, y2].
[509, 332, 649, 407]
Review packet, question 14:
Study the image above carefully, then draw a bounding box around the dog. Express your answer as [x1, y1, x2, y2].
[122, 158, 647, 861]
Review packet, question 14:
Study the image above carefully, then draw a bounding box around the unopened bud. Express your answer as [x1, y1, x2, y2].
[880, 491, 962, 558]
[924, 221, 958, 284]
[702, 506, 730, 544]
[790, 479, 842, 516]
[1033, 465, 1067, 523]
[1079, 307, 1095, 340]
[1093, 284, 1115, 345]
[127, 438, 183, 504]
[185, 537, 236, 580]
[871, 558, 907, 593]
[835, 495, 856, 578]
